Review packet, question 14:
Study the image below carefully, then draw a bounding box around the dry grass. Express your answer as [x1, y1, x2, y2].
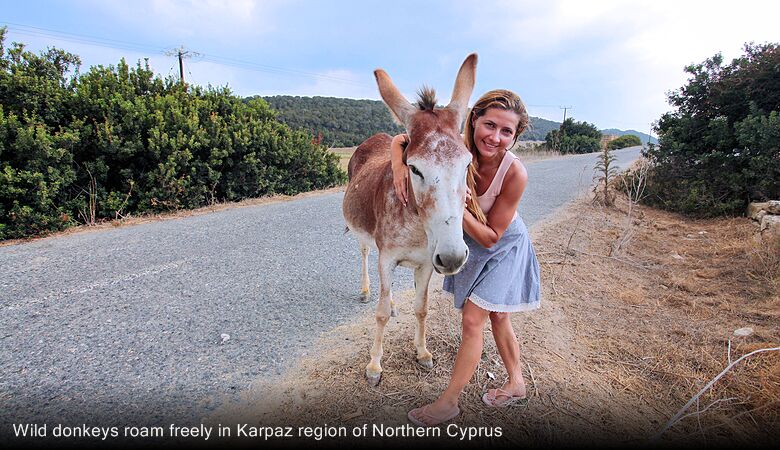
[511, 141, 563, 164]
[209, 191, 779, 447]
[329, 147, 356, 172]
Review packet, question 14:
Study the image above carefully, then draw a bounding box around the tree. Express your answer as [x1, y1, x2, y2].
[644, 43, 780, 217]
[608, 134, 641, 150]
[545, 117, 602, 154]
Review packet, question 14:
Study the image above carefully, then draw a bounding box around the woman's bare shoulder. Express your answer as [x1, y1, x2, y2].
[505, 158, 528, 187]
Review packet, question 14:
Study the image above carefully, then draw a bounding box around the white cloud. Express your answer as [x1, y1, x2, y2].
[463, 0, 780, 128]
[276, 69, 378, 99]
[83, 0, 279, 42]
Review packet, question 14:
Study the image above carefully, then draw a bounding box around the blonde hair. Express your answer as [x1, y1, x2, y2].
[464, 89, 528, 224]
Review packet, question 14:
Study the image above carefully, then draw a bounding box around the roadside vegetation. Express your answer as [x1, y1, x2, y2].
[607, 134, 642, 150]
[0, 29, 345, 240]
[643, 42, 780, 217]
[544, 117, 602, 154]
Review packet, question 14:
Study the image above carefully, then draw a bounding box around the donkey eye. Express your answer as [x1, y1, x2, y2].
[409, 165, 424, 180]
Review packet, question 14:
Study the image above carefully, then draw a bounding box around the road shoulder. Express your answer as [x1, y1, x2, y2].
[207, 192, 779, 447]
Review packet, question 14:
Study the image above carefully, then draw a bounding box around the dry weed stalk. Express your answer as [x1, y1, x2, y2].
[747, 238, 780, 286]
[593, 146, 619, 207]
[77, 164, 97, 226]
[611, 159, 650, 256]
[114, 180, 135, 220]
[652, 346, 780, 442]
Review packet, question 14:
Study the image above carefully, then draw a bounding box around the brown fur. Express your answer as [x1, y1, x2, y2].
[405, 109, 464, 161]
[343, 54, 477, 385]
[344, 133, 416, 239]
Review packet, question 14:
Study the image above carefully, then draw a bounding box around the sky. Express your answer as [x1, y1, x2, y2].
[2, 0, 779, 134]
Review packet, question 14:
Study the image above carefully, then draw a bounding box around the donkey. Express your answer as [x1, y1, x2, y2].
[342, 54, 477, 385]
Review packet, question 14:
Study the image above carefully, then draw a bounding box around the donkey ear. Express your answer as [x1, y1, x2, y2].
[446, 53, 478, 126]
[374, 69, 416, 128]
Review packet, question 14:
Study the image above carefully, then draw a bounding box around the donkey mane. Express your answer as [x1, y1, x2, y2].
[416, 86, 437, 111]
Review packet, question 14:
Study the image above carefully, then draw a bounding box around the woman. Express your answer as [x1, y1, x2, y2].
[390, 89, 541, 427]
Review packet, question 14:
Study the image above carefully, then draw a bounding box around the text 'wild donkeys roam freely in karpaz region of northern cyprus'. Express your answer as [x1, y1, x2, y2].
[343, 54, 477, 386]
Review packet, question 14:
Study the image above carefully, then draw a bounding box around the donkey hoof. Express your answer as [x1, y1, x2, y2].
[359, 292, 370, 303]
[416, 356, 434, 370]
[366, 372, 382, 386]
[390, 307, 399, 317]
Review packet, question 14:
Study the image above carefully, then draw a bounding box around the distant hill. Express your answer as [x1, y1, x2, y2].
[257, 95, 404, 147]
[257, 95, 560, 146]
[523, 116, 559, 141]
[601, 128, 658, 145]
[255, 95, 656, 146]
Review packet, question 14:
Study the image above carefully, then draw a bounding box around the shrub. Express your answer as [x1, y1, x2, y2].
[644, 43, 780, 217]
[0, 29, 346, 239]
[545, 118, 602, 154]
[608, 134, 642, 150]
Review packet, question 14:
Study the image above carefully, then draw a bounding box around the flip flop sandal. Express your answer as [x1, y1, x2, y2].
[407, 405, 461, 427]
[482, 388, 527, 408]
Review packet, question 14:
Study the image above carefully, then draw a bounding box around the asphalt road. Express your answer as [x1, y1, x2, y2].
[0, 146, 642, 432]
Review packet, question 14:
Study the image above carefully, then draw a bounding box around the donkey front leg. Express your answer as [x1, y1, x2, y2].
[413, 264, 434, 369]
[366, 253, 395, 386]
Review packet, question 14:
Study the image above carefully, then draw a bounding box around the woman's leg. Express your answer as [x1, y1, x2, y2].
[408, 300, 490, 424]
[487, 312, 526, 398]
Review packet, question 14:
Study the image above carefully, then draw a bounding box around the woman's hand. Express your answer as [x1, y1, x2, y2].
[465, 186, 472, 208]
[390, 134, 409, 206]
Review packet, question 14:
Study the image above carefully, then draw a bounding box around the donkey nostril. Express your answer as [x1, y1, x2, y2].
[435, 254, 444, 267]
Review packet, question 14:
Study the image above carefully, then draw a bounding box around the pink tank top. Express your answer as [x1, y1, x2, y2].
[476, 151, 519, 221]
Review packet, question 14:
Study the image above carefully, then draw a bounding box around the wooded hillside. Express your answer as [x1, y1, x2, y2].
[260, 95, 562, 146]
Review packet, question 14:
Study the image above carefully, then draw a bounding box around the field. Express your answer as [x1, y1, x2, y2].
[209, 190, 780, 447]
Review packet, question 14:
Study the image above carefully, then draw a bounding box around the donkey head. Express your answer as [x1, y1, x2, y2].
[374, 54, 477, 275]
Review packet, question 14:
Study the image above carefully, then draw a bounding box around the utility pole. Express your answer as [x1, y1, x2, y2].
[560, 105, 572, 124]
[648, 124, 653, 147]
[165, 46, 201, 89]
[557, 106, 572, 152]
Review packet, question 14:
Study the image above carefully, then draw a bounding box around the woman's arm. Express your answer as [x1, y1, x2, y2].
[463, 161, 528, 248]
[390, 134, 409, 205]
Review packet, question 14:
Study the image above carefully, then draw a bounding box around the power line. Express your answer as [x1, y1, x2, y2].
[2, 22, 168, 55]
[164, 46, 201, 86]
[1, 21, 372, 88]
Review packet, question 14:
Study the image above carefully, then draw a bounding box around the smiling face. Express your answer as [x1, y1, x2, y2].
[471, 107, 521, 160]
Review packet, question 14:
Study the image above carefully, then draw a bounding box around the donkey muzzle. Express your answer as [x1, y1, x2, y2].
[433, 245, 469, 275]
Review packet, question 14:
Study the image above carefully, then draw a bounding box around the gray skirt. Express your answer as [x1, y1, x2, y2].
[443, 218, 541, 312]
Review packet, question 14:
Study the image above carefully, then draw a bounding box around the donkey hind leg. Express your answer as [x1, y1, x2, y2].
[413, 264, 434, 369]
[359, 243, 370, 303]
[366, 253, 394, 386]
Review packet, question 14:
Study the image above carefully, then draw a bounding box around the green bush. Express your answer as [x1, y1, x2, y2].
[544, 118, 602, 154]
[0, 28, 346, 239]
[607, 134, 642, 150]
[644, 43, 780, 217]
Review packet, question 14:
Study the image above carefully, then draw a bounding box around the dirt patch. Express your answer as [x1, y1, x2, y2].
[208, 190, 779, 447]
